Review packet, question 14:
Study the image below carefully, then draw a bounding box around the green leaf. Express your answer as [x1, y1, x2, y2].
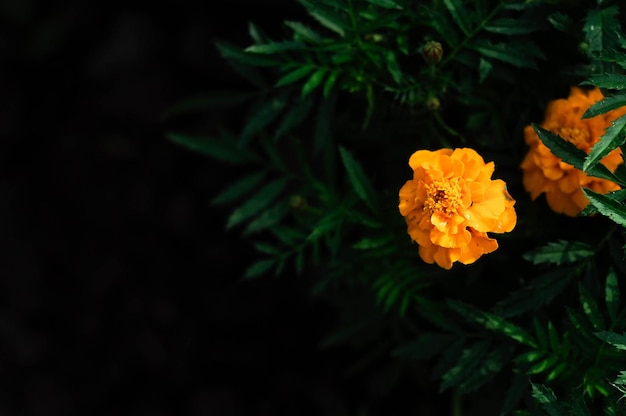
[353, 235, 393, 250]
[212, 171, 268, 205]
[513, 349, 546, 367]
[500, 373, 528, 415]
[580, 73, 626, 90]
[478, 57, 492, 83]
[275, 66, 315, 88]
[582, 188, 626, 226]
[248, 22, 269, 44]
[363, 0, 402, 9]
[315, 92, 336, 155]
[339, 146, 379, 212]
[605, 267, 619, 322]
[533, 124, 619, 182]
[244, 201, 290, 235]
[166, 132, 258, 165]
[484, 18, 540, 35]
[449, 300, 537, 347]
[302, 68, 327, 97]
[245, 40, 306, 54]
[579, 284, 606, 330]
[323, 71, 340, 97]
[594, 331, 626, 350]
[527, 355, 560, 375]
[584, 115, 626, 171]
[275, 96, 314, 139]
[299, 0, 348, 37]
[240, 95, 289, 144]
[583, 6, 621, 56]
[469, 39, 539, 68]
[582, 93, 626, 119]
[548, 12, 572, 32]
[253, 242, 282, 255]
[226, 178, 289, 228]
[385, 50, 403, 85]
[522, 240, 594, 265]
[284, 21, 323, 43]
[439, 340, 491, 392]
[443, 0, 471, 35]
[458, 345, 510, 393]
[216, 41, 282, 67]
[530, 382, 568, 416]
[162, 91, 254, 119]
[581, 189, 626, 216]
[244, 258, 276, 278]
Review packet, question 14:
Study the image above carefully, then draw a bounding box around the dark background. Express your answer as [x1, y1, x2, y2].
[0, 1, 445, 415]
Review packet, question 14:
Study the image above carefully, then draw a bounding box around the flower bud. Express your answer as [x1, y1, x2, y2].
[426, 96, 440, 112]
[422, 41, 443, 64]
[289, 195, 307, 210]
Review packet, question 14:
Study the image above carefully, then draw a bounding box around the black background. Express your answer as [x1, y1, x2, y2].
[1, 1, 445, 415]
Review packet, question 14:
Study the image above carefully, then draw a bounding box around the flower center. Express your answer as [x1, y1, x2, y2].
[559, 127, 592, 151]
[424, 179, 462, 215]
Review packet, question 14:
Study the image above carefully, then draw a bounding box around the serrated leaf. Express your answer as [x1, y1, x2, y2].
[212, 171, 268, 205]
[226, 178, 289, 228]
[458, 346, 510, 393]
[582, 93, 626, 119]
[581, 73, 626, 90]
[484, 17, 540, 35]
[533, 124, 619, 182]
[579, 284, 606, 330]
[522, 240, 594, 265]
[166, 133, 258, 165]
[606, 267, 619, 322]
[244, 258, 276, 278]
[594, 331, 626, 350]
[302, 68, 327, 97]
[583, 188, 626, 226]
[443, 0, 471, 36]
[298, 0, 348, 38]
[284, 21, 323, 43]
[531, 382, 568, 416]
[440, 340, 491, 392]
[245, 40, 306, 54]
[548, 12, 572, 32]
[581, 189, 626, 216]
[275, 65, 315, 88]
[339, 146, 379, 212]
[240, 95, 288, 144]
[584, 115, 626, 171]
[275, 96, 314, 140]
[583, 6, 622, 56]
[449, 300, 537, 347]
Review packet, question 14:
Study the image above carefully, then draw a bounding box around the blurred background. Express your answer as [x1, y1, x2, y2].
[0, 1, 446, 415]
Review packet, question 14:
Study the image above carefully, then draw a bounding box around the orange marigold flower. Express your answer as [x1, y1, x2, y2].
[398, 148, 517, 270]
[521, 86, 626, 216]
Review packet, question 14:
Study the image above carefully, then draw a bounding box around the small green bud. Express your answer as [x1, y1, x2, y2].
[422, 41, 443, 64]
[426, 96, 440, 112]
[289, 195, 307, 210]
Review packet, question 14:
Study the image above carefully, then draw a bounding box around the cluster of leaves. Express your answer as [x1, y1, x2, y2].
[165, 0, 626, 414]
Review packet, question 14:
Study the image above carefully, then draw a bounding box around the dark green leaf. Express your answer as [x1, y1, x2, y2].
[579, 284, 606, 330]
[469, 39, 539, 68]
[548, 12, 572, 32]
[501, 373, 528, 415]
[443, 0, 471, 35]
[580, 73, 626, 90]
[245, 40, 306, 54]
[582, 93, 626, 119]
[533, 124, 619, 182]
[302, 68, 327, 97]
[244, 201, 290, 234]
[323, 71, 340, 97]
[226, 178, 289, 228]
[166, 133, 258, 164]
[212, 171, 268, 205]
[299, 0, 348, 37]
[581, 189, 626, 215]
[364, 0, 402, 9]
[527, 355, 560, 375]
[275, 66, 315, 87]
[353, 235, 393, 250]
[458, 345, 510, 393]
[339, 146, 379, 212]
[385, 50, 403, 84]
[253, 242, 282, 256]
[582, 188, 626, 226]
[216, 41, 282, 67]
[244, 258, 276, 278]
[530, 382, 568, 416]
[522, 240, 593, 265]
[284, 20, 323, 43]
[240, 95, 289, 144]
[484, 18, 540, 35]
[315, 92, 336, 155]
[248, 22, 269, 44]
[606, 267, 619, 322]
[594, 331, 626, 350]
[583, 6, 621, 56]
[275, 96, 314, 139]
[478, 57, 492, 83]
[440, 340, 491, 392]
[392, 332, 455, 360]
[584, 115, 626, 171]
[162, 91, 254, 119]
